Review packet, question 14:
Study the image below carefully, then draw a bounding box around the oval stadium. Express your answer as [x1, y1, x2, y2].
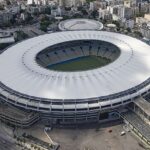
[58, 19, 103, 31]
[0, 31, 150, 124]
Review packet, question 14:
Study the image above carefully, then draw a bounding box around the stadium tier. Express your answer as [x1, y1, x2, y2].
[0, 31, 150, 124]
[36, 40, 119, 70]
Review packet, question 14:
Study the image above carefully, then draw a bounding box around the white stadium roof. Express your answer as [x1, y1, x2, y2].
[58, 19, 103, 31]
[0, 31, 150, 100]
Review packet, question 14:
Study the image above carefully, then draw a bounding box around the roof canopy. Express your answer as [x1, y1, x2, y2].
[0, 31, 150, 100]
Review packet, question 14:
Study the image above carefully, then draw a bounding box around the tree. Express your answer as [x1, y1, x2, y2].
[40, 17, 50, 32]
[45, 7, 51, 15]
[136, 12, 145, 17]
[72, 13, 83, 18]
[134, 31, 143, 38]
[126, 27, 131, 33]
[6, 0, 11, 5]
[77, 6, 83, 11]
[86, 0, 95, 3]
[65, 7, 71, 11]
[62, 15, 70, 20]
[91, 10, 98, 19]
[0, 5, 4, 10]
[112, 20, 120, 28]
[40, 24, 47, 32]
[81, 9, 88, 16]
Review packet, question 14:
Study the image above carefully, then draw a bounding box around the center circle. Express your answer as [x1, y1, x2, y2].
[36, 40, 120, 72]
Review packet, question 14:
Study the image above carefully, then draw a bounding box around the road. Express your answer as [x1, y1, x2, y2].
[0, 123, 21, 150]
[0, 134, 18, 150]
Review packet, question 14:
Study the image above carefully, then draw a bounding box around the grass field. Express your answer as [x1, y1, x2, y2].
[47, 55, 111, 71]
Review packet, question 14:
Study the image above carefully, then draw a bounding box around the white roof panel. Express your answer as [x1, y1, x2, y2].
[0, 31, 150, 100]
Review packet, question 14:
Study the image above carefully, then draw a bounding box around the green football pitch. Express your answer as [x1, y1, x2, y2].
[47, 56, 111, 71]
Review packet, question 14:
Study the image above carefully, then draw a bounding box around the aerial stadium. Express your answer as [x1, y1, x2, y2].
[58, 19, 103, 31]
[0, 31, 150, 124]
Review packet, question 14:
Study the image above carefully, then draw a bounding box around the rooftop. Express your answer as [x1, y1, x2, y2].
[0, 31, 150, 100]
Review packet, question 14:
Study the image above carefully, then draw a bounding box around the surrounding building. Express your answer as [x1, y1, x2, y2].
[0, 31, 15, 43]
[118, 6, 133, 19]
[140, 22, 150, 39]
[0, 11, 13, 26]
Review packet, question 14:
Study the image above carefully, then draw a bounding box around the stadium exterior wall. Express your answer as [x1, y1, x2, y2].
[0, 81, 150, 124]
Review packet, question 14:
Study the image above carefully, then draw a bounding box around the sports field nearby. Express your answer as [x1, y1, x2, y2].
[47, 55, 111, 71]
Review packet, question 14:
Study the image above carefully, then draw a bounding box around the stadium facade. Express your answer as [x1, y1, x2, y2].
[0, 31, 150, 124]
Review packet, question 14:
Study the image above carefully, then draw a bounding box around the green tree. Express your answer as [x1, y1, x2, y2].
[91, 10, 98, 19]
[86, 0, 95, 3]
[126, 27, 131, 33]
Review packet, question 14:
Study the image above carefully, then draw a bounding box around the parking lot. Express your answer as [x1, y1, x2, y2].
[16, 121, 148, 150]
[48, 123, 146, 150]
